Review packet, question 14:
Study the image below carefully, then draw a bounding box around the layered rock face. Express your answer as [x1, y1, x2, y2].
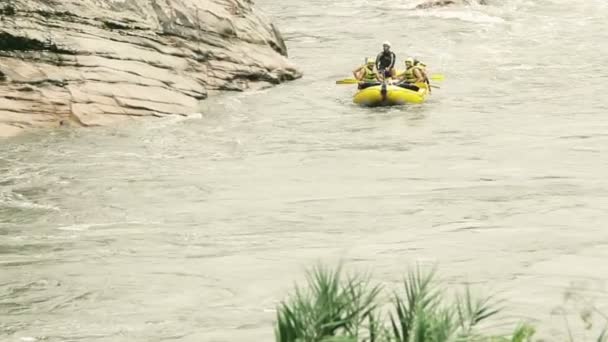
[0, 0, 301, 137]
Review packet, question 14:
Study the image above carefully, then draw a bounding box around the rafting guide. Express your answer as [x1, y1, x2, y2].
[376, 41, 396, 80]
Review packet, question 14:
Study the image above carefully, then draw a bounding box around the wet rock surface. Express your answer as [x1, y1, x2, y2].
[0, 0, 301, 137]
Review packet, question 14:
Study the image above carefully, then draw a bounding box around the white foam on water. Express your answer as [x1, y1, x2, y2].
[187, 112, 203, 119]
[0, 191, 60, 212]
[138, 112, 204, 131]
[55, 221, 157, 232]
[497, 64, 536, 71]
[406, 9, 505, 23]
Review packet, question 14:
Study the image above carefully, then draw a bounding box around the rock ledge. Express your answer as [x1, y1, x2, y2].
[0, 0, 301, 137]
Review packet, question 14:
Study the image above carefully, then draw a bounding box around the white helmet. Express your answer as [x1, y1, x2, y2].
[382, 41, 391, 47]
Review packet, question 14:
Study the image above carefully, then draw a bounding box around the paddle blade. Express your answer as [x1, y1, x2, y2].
[395, 71, 444, 81]
[336, 78, 359, 84]
[414, 82, 428, 89]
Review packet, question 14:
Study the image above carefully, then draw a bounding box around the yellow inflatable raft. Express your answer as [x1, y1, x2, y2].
[353, 82, 428, 107]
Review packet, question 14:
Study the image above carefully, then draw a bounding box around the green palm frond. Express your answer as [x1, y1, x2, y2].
[456, 286, 502, 336]
[275, 263, 381, 342]
[510, 323, 536, 342]
[598, 326, 608, 342]
[274, 263, 548, 342]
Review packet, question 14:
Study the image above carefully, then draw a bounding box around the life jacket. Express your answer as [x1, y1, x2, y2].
[414, 62, 429, 80]
[403, 66, 422, 83]
[361, 66, 377, 82]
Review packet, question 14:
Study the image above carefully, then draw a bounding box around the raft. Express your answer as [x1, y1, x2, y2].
[353, 82, 428, 107]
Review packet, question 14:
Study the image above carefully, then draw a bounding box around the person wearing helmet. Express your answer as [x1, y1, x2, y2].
[399, 57, 426, 84]
[375, 41, 396, 80]
[353, 57, 380, 89]
[414, 59, 431, 93]
[393, 57, 425, 91]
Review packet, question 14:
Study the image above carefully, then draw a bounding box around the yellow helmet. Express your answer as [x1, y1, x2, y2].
[405, 57, 414, 66]
[366, 57, 375, 65]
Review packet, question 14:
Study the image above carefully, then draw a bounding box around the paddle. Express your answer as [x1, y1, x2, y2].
[417, 83, 441, 90]
[337, 78, 440, 90]
[336, 74, 444, 84]
[335, 78, 360, 84]
[395, 73, 444, 81]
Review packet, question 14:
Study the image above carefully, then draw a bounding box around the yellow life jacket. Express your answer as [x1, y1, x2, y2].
[416, 63, 428, 77]
[403, 66, 422, 83]
[361, 65, 377, 82]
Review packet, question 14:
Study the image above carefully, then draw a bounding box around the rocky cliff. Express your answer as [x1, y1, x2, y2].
[0, 0, 301, 137]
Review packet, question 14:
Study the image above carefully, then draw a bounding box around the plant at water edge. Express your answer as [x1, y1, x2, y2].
[274, 264, 538, 342]
[387, 266, 531, 342]
[597, 328, 608, 342]
[275, 264, 382, 342]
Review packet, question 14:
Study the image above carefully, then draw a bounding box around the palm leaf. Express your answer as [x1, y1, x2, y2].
[598, 326, 608, 342]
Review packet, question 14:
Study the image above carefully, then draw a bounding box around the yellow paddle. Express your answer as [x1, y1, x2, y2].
[336, 74, 444, 84]
[336, 79, 440, 90]
[417, 82, 440, 90]
[394, 73, 445, 81]
[335, 79, 360, 84]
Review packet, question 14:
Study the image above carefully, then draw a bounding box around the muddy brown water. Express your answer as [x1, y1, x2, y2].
[2, 0, 608, 340]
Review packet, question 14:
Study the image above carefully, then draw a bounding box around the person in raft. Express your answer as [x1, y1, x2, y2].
[353, 57, 380, 89]
[414, 59, 432, 93]
[375, 41, 396, 80]
[395, 57, 426, 91]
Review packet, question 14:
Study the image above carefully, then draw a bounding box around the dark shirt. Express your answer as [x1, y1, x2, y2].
[376, 51, 396, 70]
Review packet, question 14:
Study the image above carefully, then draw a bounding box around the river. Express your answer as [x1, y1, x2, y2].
[2, 0, 608, 341]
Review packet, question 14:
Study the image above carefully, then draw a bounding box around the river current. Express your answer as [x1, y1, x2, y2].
[2, 0, 608, 341]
